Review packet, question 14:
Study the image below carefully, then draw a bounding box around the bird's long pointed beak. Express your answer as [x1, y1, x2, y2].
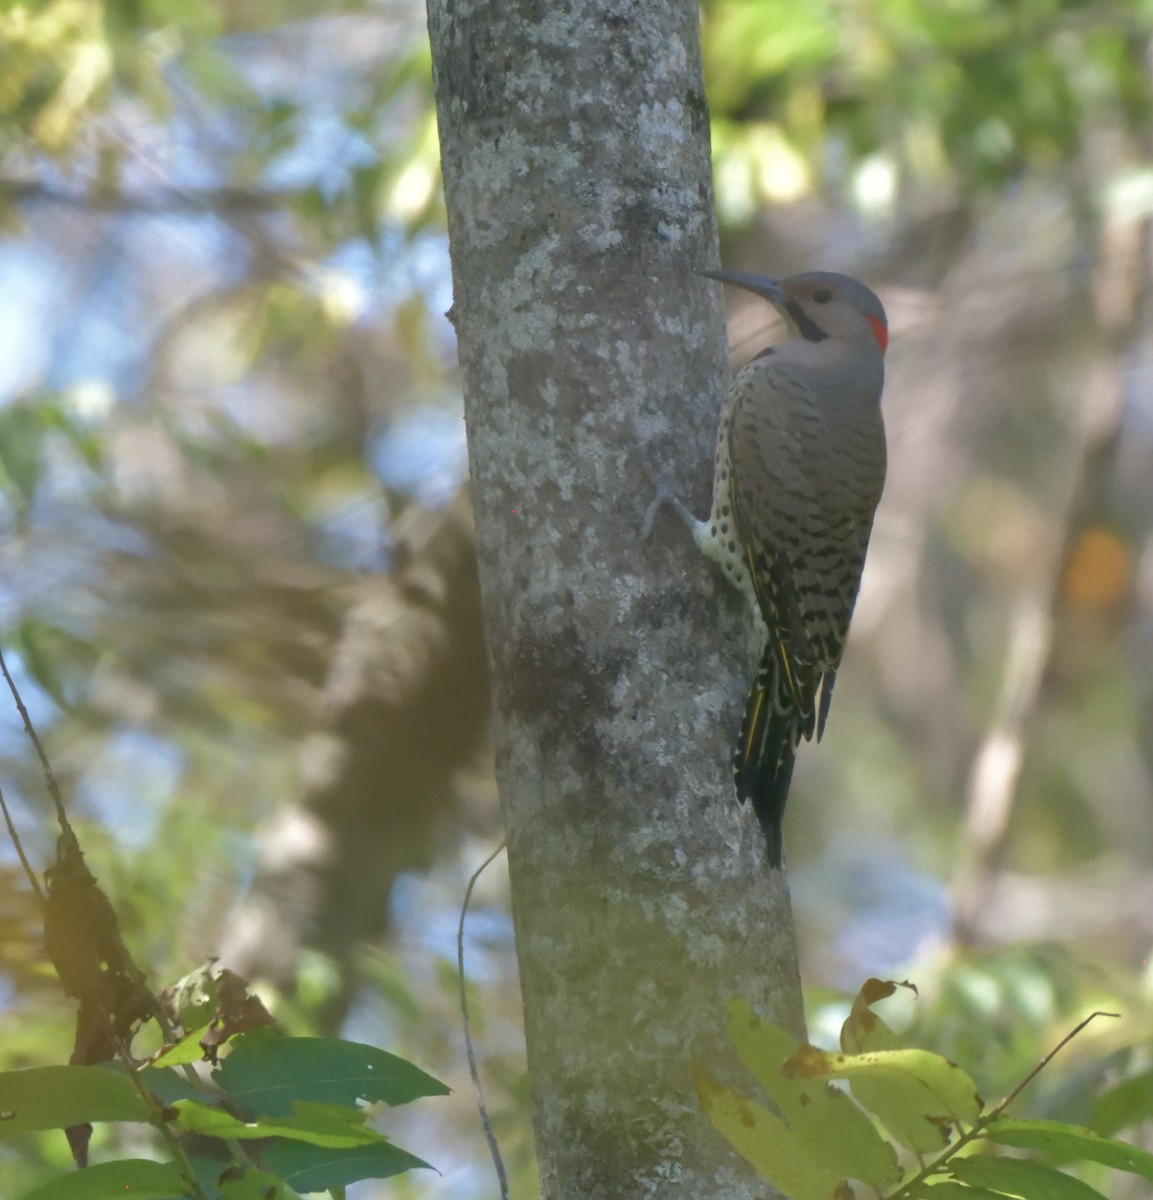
[701, 269, 787, 308]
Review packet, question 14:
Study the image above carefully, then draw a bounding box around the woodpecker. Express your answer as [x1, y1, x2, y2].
[673, 269, 888, 866]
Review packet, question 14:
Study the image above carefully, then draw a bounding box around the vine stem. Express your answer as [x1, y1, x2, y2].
[457, 841, 510, 1200]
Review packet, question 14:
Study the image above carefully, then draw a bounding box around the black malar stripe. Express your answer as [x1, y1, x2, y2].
[785, 299, 828, 343]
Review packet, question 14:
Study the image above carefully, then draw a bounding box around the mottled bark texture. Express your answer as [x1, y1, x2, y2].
[427, 2, 804, 1198]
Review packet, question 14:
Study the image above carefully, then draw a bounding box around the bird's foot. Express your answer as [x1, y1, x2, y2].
[640, 464, 698, 541]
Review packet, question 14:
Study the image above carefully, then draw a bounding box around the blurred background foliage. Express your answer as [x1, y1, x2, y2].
[2, 0, 1153, 1196]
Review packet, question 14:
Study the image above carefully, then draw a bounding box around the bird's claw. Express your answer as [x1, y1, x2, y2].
[641, 494, 668, 541]
[640, 462, 691, 541]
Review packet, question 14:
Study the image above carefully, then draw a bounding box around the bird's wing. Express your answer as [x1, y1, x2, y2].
[727, 361, 884, 732]
[725, 366, 823, 726]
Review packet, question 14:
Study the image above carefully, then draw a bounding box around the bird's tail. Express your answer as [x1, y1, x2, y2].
[733, 647, 800, 867]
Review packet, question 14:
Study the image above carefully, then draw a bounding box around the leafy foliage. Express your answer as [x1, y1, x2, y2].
[0, 1066, 151, 1133]
[214, 1029, 449, 1115]
[701, 980, 1149, 1200]
[2, 740, 445, 1200]
[0, 1009, 447, 1199]
[703, 0, 1153, 217]
[15, 1159, 190, 1200]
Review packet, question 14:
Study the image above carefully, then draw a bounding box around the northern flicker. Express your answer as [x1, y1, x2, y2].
[661, 269, 888, 866]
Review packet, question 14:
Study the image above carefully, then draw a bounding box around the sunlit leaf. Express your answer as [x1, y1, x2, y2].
[694, 1065, 845, 1200]
[784, 1045, 982, 1154]
[15, 1159, 188, 1200]
[172, 1098, 385, 1147]
[726, 999, 901, 1186]
[0, 1066, 151, 1135]
[148, 1028, 214, 1069]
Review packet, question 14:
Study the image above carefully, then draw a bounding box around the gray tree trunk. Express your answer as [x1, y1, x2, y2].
[426, 2, 805, 1197]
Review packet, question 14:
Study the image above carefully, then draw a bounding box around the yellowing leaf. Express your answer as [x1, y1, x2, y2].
[841, 979, 917, 1054]
[784, 1045, 982, 1154]
[694, 1065, 846, 1200]
[726, 1000, 900, 1187]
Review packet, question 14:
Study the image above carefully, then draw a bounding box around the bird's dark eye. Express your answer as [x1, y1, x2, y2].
[813, 288, 832, 304]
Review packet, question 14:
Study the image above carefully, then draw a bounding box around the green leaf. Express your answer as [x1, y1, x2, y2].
[214, 1032, 449, 1116]
[159, 963, 222, 1029]
[0, 403, 46, 510]
[1092, 1068, 1153, 1136]
[949, 1154, 1111, 1199]
[218, 1168, 303, 1200]
[694, 1065, 846, 1200]
[830, 978, 973, 1153]
[912, 1183, 1013, 1198]
[13, 618, 99, 712]
[173, 1098, 385, 1147]
[149, 1027, 214, 1069]
[725, 999, 901, 1186]
[136, 1069, 207, 1108]
[36, 396, 104, 472]
[264, 1139, 433, 1190]
[155, 965, 273, 1064]
[784, 1044, 981, 1154]
[15, 1159, 191, 1200]
[984, 1118, 1153, 1181]
[0, 1066, 152, 1134]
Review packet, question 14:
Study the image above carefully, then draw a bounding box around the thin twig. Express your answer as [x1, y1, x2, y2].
[457, 841, 510, 1200]
[84, 990, 213, 1200]
[888, 1010, 1120, 1198]
[0, 642, 201, 1050]
[0, 644, 70, 831]
[1, 178, 288, 214]
[989, 1009, 1120, 1119]
[0, 776, 45, 905]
